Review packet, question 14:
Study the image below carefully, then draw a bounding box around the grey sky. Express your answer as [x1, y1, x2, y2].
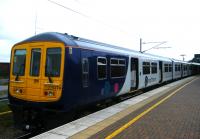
[0, 0, 200, 62]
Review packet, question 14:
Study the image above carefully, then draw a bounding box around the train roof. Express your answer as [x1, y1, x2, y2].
[190, 62, 200, 66]
[15, 32, 78, 46]
[14, 32, 185, 62]
[171, 59, 189, 64]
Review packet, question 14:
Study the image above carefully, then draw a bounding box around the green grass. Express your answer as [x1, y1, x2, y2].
[0, 76, 9, 79]
[0, 82, 8, 85]
[0, 100, 10, 113]
[0, 113, 25, 139]
[0, 90, 7, 98]
[0, 113, 13, 127]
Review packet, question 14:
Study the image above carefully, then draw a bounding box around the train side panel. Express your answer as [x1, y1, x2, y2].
[162, 61, 173, 82]
[62, 47, 130, 111]
[116, 56, 131, 95]
[173, 62, 182, 80]
[138, 58, 160, 89]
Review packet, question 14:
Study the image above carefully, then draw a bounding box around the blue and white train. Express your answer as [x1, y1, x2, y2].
[8, 32, 200, 129]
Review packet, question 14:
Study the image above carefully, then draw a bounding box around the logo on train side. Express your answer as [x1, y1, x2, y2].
[145, 76, 157, 87]
[101, 81, 111, 95]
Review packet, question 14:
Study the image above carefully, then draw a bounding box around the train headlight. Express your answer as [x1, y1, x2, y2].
[44, 91, 55, 97]
[15, 89, 22, 94]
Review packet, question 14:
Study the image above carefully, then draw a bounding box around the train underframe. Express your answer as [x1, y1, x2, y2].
[8, 103, 76, 132]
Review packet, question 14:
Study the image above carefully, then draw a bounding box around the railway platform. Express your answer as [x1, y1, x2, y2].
[0, 85, 8, 99]
[32, 76, 200, 139]
[0, 85, 7, 92]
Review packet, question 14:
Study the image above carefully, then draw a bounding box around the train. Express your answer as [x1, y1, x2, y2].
[8, 32, 200, 130]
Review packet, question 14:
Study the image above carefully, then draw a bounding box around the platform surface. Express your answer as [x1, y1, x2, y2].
[89, 77, 200, 139]
[0, 85, 7, 91]
[0, 85, 8, 99]
[32, 76, 199, 139]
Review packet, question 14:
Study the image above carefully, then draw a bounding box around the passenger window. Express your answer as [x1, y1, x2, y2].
[119, 59, 126, 65]
[13, 49, 26, 76]
[164, 64, 168, 72]
[175, 64, 178, 71]
[143, 62, 150, 74]
[151, 62, 157, 74]
[97, 57, 107, 80]
[82, 58, 89, 87]
[30, 48, 41, 76]
[45, 48, 61, 77]
[185, 65, 187, 71]
[178, 65, 181, 71]
[110, 58, 126, 78]
[169, 64, 172, 72]
[110, 59, 118, 65]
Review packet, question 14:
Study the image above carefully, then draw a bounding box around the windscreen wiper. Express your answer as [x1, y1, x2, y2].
[15, 64, 23, 81]
[15, 73, 19, 81]
[48, 74, 53, 83]
[46, 69, 53, 83]
[45, 63, 53, 83]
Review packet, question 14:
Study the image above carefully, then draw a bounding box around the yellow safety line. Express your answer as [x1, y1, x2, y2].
[105, 78, 198, 139]
[0, 110, 12, 116]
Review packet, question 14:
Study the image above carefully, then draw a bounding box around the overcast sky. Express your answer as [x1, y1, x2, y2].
[0, 0, 200, 62]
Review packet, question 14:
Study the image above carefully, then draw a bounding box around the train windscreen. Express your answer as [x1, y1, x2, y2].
[45, 48, 61, 77]
[30, 48, 41, 76]
[13, 49, 26, 76]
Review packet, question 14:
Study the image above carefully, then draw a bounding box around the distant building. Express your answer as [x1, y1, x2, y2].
[0, 62, 10, 78]
[190, 54, 200, 63]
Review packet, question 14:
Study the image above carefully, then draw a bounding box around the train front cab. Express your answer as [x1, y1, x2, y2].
[9, 41, 65, 129]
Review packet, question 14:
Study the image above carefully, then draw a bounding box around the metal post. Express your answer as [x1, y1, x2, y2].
[34, 7, 38, 35]
[140, 38, 142, 53]
[180, 54, 186, 61]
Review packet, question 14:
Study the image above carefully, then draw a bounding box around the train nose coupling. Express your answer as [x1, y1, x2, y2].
[25, 125, 30, 130]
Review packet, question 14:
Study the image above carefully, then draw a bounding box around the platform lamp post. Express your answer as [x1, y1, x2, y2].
[180, 54, 186, 61]
[140, 38, 169, 53]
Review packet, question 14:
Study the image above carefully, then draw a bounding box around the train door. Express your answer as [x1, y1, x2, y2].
[131, 58, 139, 90]
[81, 50, 90, 88]
[172, 61, 174, 79]
[159, 61, 163, 83]
[181, 64, 183, 77]
[26, 44, 43, 100]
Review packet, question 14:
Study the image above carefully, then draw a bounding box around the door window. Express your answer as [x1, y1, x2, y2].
[151, 62, 157, 74]
[143, 62, 150, 74]
[82, 58, 89, 87]
[30, 48, 41, 76]
[97, 57, 107, 80]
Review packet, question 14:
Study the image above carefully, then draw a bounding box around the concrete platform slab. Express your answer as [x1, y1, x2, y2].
[89, 77, 200, 139]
